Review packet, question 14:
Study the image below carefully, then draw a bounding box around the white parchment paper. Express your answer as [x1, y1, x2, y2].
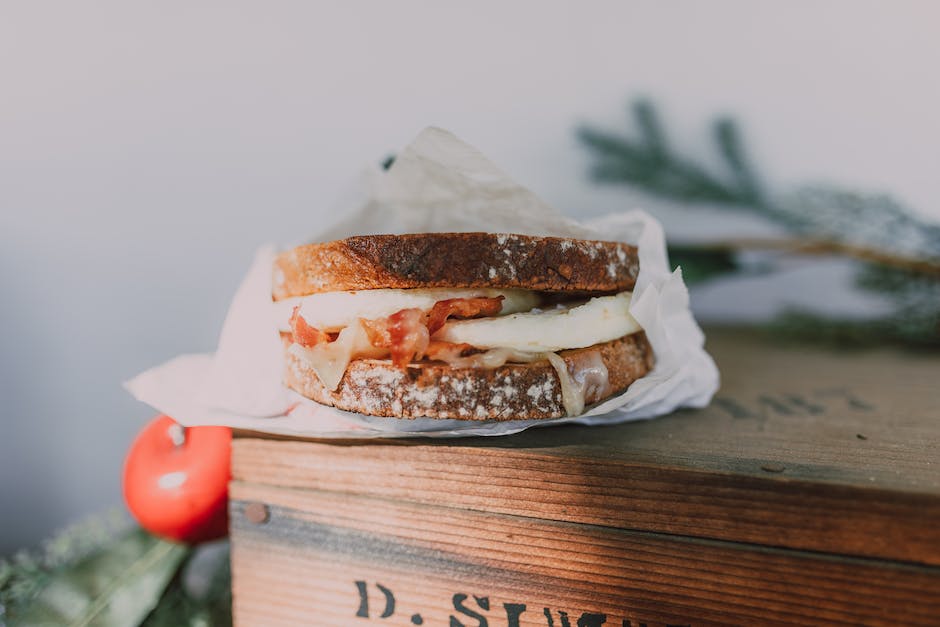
[126, 128, 719, 438]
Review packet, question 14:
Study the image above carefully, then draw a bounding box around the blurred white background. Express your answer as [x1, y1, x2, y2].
[2, 1, 938, 552]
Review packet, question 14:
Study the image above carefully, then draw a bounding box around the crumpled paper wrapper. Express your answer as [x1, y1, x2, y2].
[126, 127, 719, 438]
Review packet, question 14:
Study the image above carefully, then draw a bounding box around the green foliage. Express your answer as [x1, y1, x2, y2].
[769, 307, 940, 350]
[141, 545, 231, 627]
[1, 509, 131, 622]
[579, 98, 940, 348]
[2, 512, 231, 627]
[776, 187, 940, 262]
[12, 530, 189, 627]
[853, 264, 940, 345]
[667, 244, 738, 286]
[579, 99, 940, 260]
[577, 100, 764, 208]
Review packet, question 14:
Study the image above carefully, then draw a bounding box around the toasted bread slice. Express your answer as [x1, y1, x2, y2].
[273, 232, 639, 300]
[284, 332, 653, 420]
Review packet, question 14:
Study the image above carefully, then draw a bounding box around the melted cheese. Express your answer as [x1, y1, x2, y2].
[545, 352, 581, 416]
[287, 319, 385, 390]
[432, 347, 543, 369]
[574, 352, 613, 402]
[433, 291, 641, 352]
[546, 352, 612, 416]
[427, 346, 612, 417]
[286, 289, 633, 415]
[275, 288, 539, 332]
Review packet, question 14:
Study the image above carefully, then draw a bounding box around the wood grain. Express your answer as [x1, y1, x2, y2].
[231, 329, 940, 623]
[230, 483, 940, 627]
[232, 436, 940, 567]
[233, 328, 940, 566]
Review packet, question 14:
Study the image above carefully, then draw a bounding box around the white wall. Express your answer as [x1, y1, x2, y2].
[2, 1, 938, 551]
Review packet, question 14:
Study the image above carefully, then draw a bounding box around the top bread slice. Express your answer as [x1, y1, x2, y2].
[273, 232, 639, 299]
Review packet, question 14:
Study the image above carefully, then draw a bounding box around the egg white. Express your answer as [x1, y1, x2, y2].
[433, 291, 641, 352]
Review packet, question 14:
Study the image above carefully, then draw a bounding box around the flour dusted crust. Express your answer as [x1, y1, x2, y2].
[284, 332, 654, 421]
[273, 233, 639, 300]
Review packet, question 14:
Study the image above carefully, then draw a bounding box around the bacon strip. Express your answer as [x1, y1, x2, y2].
[292, 296, 504, 369]
[426, 296, 504, 335]
[361, 308, 430, 368]
[290, 306, 331, 347]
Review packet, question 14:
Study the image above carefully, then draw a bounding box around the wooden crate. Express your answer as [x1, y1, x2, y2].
[229, 329, 940, 626]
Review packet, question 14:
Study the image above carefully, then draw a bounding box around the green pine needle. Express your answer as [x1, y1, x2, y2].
[1, 508, 131, 619]
[1, 512, 232, 627]
[577, 99, 763, 207]
[579, 97, 940, 348]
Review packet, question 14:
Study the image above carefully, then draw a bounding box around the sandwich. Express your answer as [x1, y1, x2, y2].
[272, 232, 654, 420]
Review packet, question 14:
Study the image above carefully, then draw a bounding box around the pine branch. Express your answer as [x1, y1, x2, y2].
[774, 186, 940, 262]
[633, 100, 670, 163]
[674, 237, 940, 277]
[579, 99, 940, 262]
[1, 509, 132, 619]
[579, 97, 940, 348]
[577, 99, 761, 207]
[667, 244, 739, 285]
[713, 117, 764, 206]
[770, 308, 940, 349]
[141, 545, 231, 627]
[2, 513, 232, 627]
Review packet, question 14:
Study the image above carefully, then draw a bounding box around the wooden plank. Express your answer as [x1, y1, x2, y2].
[230, 482, 940, 627]
[462, 327, 940, 492]
[232, 437, 940, 566]
[232, 328, 940, 565]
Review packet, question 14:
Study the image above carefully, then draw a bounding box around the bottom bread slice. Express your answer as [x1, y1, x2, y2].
[284, 332, 654, 420]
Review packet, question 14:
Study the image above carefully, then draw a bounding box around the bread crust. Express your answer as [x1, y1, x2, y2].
[273, 233, 639, 300]
[284, 332, 654, 421]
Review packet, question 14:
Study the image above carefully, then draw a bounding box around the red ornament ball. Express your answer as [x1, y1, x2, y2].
[123, 415, 231, 543]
